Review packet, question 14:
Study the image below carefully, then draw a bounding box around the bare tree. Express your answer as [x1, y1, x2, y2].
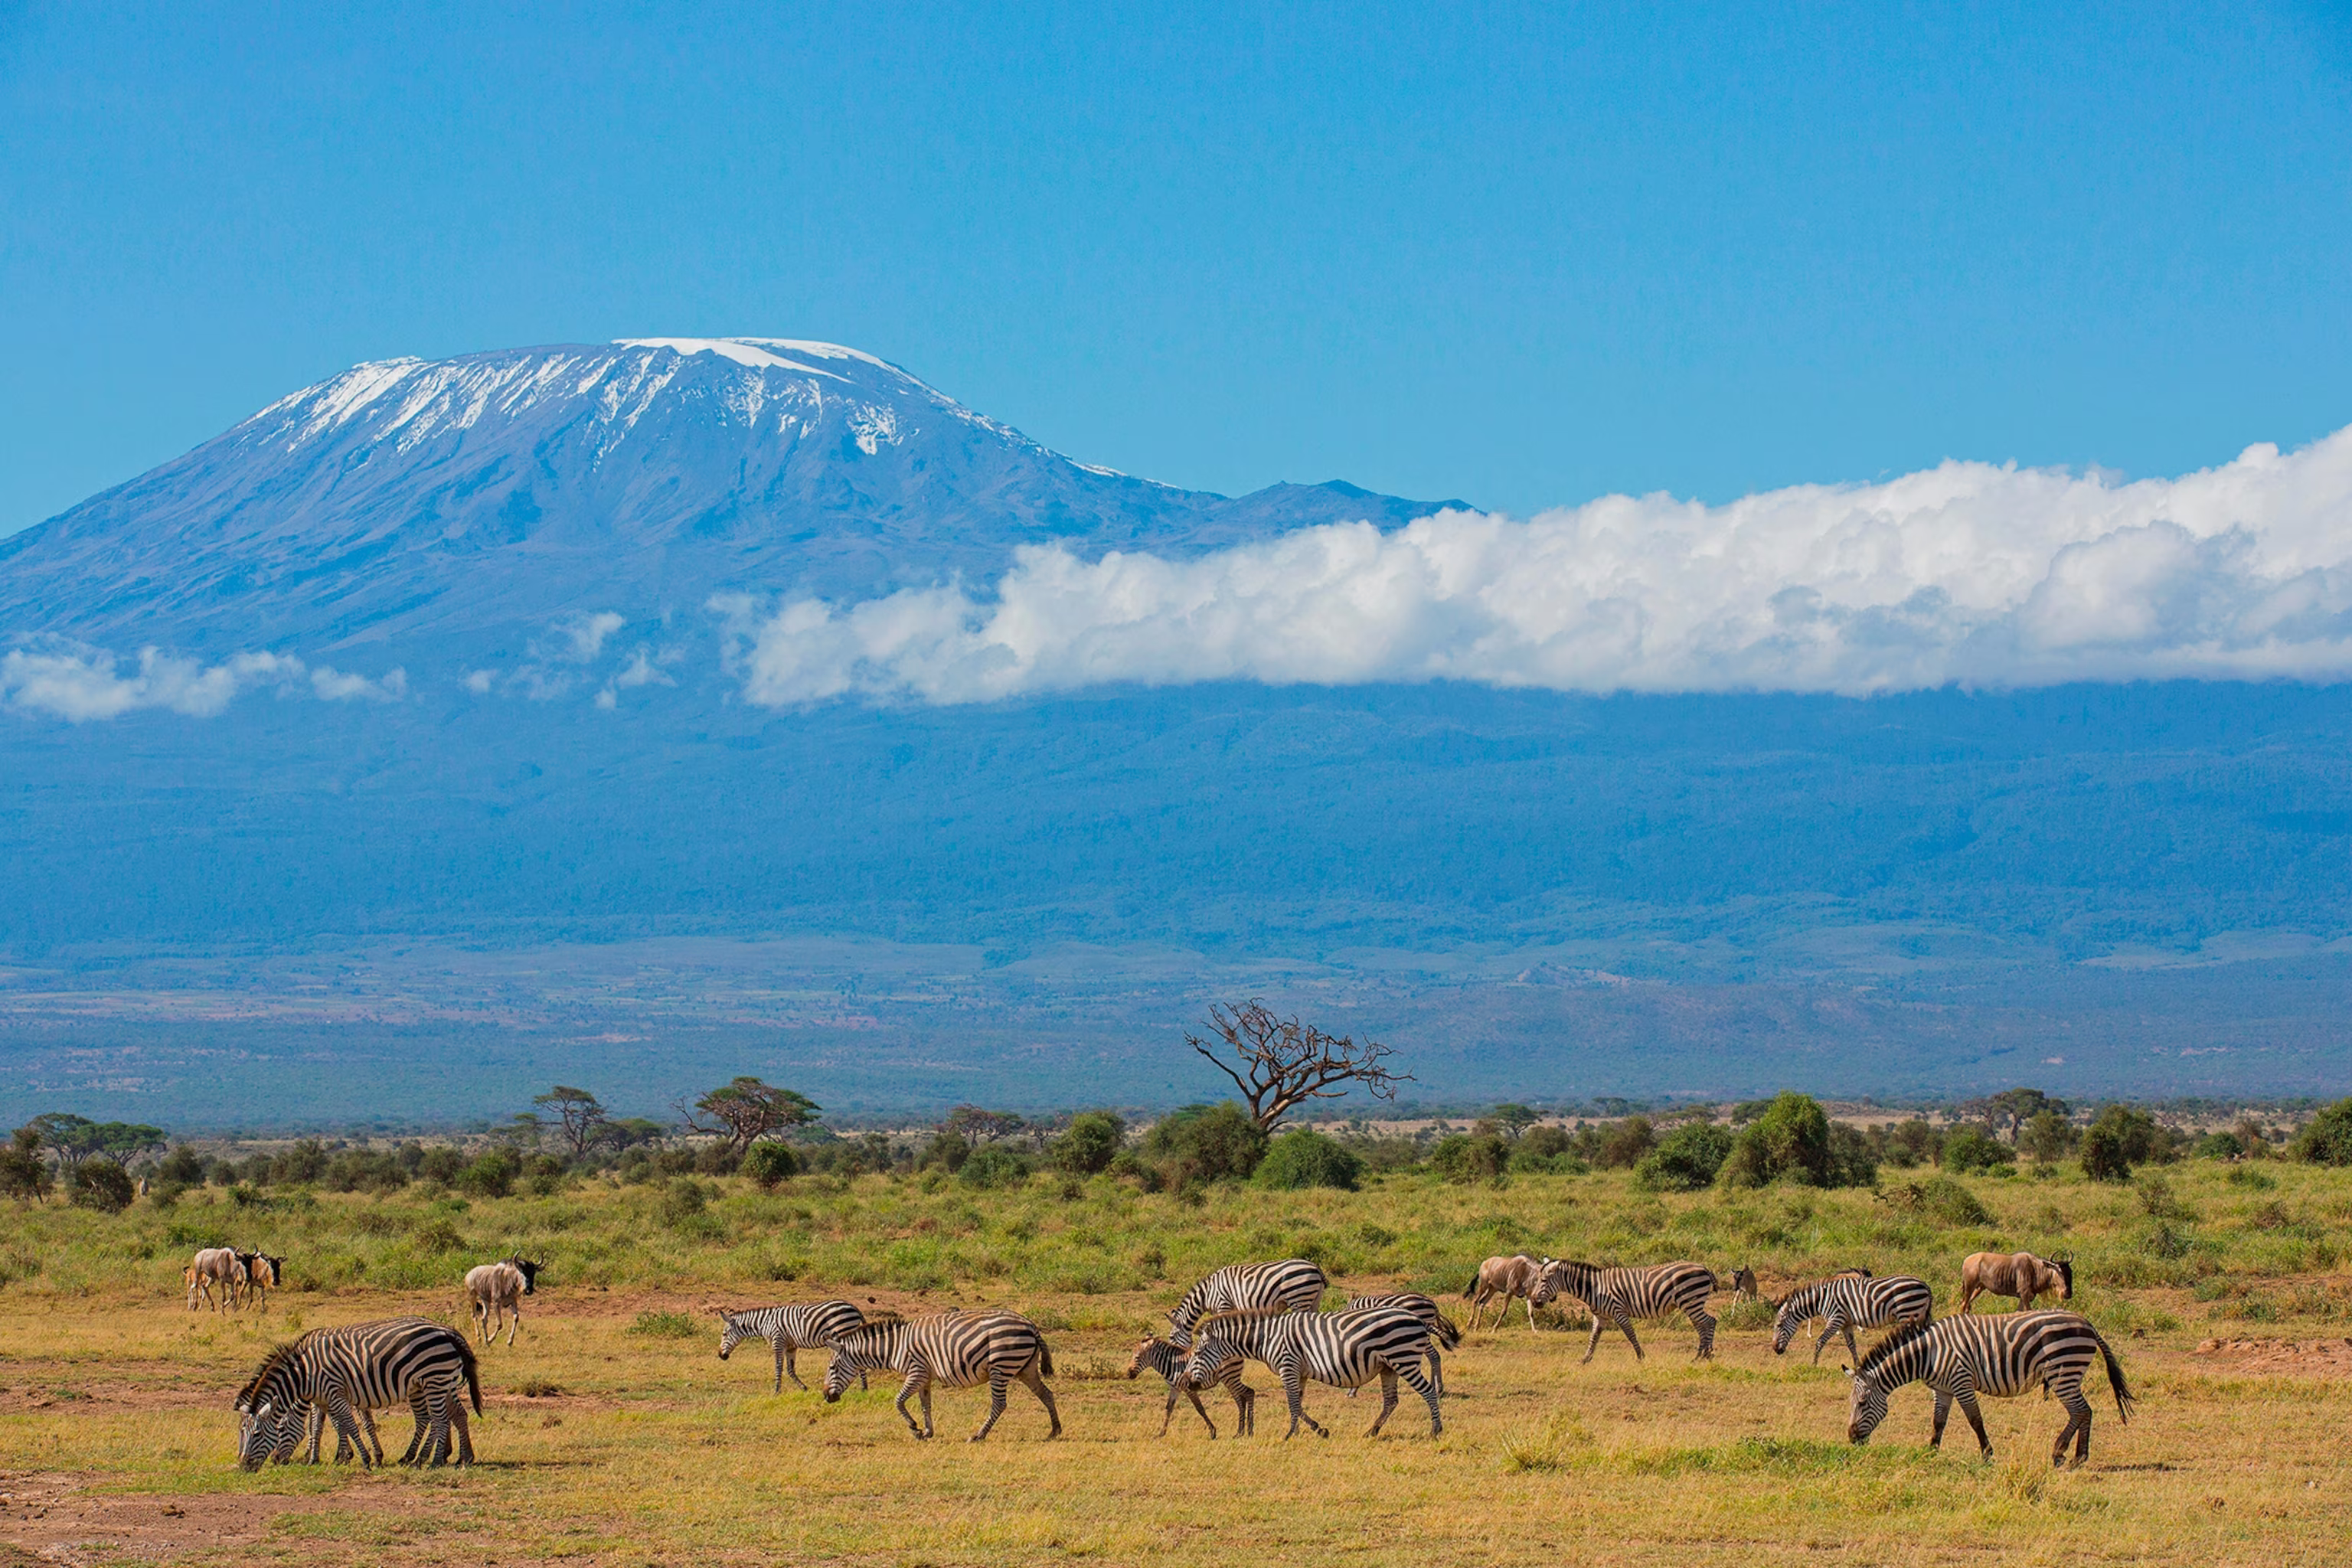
[678, 1076, 822, 1153]
[534, 1085, 609, 1156]
[1187, 1001, 1412, 1132]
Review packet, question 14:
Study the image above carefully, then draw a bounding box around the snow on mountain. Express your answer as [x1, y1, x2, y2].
[0, 338, 1463, 662]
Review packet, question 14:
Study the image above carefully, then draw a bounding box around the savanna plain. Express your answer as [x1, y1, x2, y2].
[2, 1160, 2349, 1566]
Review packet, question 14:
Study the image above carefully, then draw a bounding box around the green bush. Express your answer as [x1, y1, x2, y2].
[1253, 1129, 1364, 1191]
[1940, 1126, 2014, 1174]
[741, 1142, 800, 1187]
[2021, 1111, 2075, 1165]
[0, 1128, 49, 1199]
[1431, 1132, 1509, 1185]
[1718, 1093, 1865, 1187]
[2193, 1130, 2246, 1161]
[627, 1310, 701, 1338]
[1050, 1112, 1125, 1175]
[456, 1151, 517, 1198]
[1592, 1117, 1656, 1169]
[2081, 1104, 2162, 1182]
[1139, 1103, 1267, 1187]
[70, 1158, 136, 1213]
[957, 1144, 1032, 1188]
[1828, 1122, 1879, 1188]
[2292, 1099, 2352, 1166]
[1636, 1122, 1733, 1191]
[1880, 1174, 1991, 1227]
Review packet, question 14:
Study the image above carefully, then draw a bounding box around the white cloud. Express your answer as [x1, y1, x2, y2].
[0, 645, 403, 723]
[720, 429, 2352, 704]
[560, 612, 626, 662]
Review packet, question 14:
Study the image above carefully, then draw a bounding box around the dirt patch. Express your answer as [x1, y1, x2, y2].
[2192, 1335, 2352, 1374]
[0, 1470, 394, 1565]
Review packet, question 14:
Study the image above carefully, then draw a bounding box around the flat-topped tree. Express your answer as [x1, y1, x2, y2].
[680, 1076, 821, 1154]
[1187, 1001, 1411, 1132]
[534, 1086, 609, 1156]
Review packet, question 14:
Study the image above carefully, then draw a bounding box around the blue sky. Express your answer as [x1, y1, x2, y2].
[3, 1, 2347, 535]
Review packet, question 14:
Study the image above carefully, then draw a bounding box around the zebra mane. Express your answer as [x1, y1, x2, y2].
[1853, 1315, 1934, 1376]
[233, 1341, 302, 1409]
[1194, 1305, 1289, 1333]
[844, 1311, 904, 1334]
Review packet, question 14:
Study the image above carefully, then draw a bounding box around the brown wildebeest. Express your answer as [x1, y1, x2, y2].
[1462, 1253, 1557, 1331]
[187, 1247, 247, 1312]
[237, 1251, 286, 1309]
[1728, 1265, 1760, 1300]
[1958, 1250, 2072, 1312]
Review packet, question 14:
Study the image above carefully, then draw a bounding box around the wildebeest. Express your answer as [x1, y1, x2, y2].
[1462, 1254, 1558, 1331]
[1958, 1250, 2072, 1313]
[1728, 1264, 1761, 1300]
[463, 1257, 541, 1346]
[238, 1252, 286, 1309]
[187, 1248, 247, 1313]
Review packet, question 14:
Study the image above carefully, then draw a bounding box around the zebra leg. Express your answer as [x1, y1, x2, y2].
[1181, 1381, 1214, 1437]
[325, 1391, 371, 1471]
[2053, 1383, 2093, 1468]
[1233, 1380, 1256, 1438]
[1429, 1347, 1444, 1397]
[1021, 1361, 1063, 1439]
[1615, 1312, 1645, 1361]
[1955, 1389, 1993, 1458]
[1929, 1389, 1952, 1447]
[893, 1369, 929, 1438]
[1366, 1367, 1400, 1438]
[1282, 1362, 1325, 1440]
[302, 1404, 325, 1465]
[399, 1393, 429, 1465]
[972, 1370, 1012, 1441]
[360, 1406, 386, 1467]
[450, 1390, 475, 1466]
[1581, 1314, 1607, 1364]
[1811, 1317, 1838, 1365]
[1397, 1362, 1442, 1437]
[779, 1338, 800, 1393]
[1691, 1307, 1717, 1360]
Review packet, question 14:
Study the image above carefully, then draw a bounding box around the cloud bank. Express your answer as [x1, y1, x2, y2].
[724, 429, 2352, 704]
[1, 645, 406, 722]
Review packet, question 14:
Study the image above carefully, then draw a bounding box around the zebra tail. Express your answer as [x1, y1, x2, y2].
[1037, 1341, 1055, 1377]
[456, 1334, 484, 1414]
[1431, 1313, 1463, 1350]
[2090, 1326, 2133, 1423]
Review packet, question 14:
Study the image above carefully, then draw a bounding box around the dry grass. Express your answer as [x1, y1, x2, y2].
[2, 1164, 2348, 1564]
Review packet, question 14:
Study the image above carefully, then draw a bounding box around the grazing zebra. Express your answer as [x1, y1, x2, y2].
[1185, 1305, 1440, 1439]
[234, 1317, 482, 1470]
[1126, 1335, 1256, 1438]
[1165, 1259, 1328, 1348]
[1772, 1273, 1935, 1364]
[463, 1257, 541, 1347]
[237, 1252, 286, 1310]
[1539, 1259, 1720, 1363]
[187, 1248, 246, 1313]
[822, 1312, 1061, 1442]
[1343, 1292, 1462, 1394]
[1462, 1254, 1560, 1331]
[1845, 1310, 2133, 1467]
[1958, 1251, 2073, 1313]
[714, 1300, 869, 1393]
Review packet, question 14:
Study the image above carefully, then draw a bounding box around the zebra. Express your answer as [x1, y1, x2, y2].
[714, 1299, 869, 1393]
[1165, 1259, 1328, 1348]
[1126, 1334, 1256, 1438]
[1343, 1292, 1462, 1395]
[256, 1321, 481, 1470]
[1184, 1305, 1440, 1439]
[1845, 1310, 2134, 1467]
[234, 1317, 482, 1470]
[1538, 1259, 1720, 1364]
[822, 1311, 1061, 1442]
[1773, 1273, 1935, 1365]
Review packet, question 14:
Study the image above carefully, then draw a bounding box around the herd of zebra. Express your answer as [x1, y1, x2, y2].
[224, 1244, 2132, 1472]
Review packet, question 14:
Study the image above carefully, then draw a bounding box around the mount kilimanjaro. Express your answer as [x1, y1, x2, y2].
[1, 338, 2347, 1125]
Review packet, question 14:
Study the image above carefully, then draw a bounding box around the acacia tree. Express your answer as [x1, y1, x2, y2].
[534, 1086, 609, 1155]
[679, 1076, 821, 1153]
[1187, 1001, 1412, 1132]
[26, 1114, 166, 1173]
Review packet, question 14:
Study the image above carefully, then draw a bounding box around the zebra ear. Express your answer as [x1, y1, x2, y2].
[1838, 1364, 1853, 1378]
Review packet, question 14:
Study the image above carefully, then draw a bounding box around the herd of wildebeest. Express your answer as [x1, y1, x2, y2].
[202, 1236, 2133, 1472]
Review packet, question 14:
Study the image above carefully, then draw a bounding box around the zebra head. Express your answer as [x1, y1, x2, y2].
[1181, 1338, 1243, 1393]
[715, 1308, 753, 1361]
[1770, 1297, 1801, 1357]
[1125, 1338, 1178, 1383]
[822, 1322, 894, 1402]
[234, 1395, 296, 1471]
[1843, 1364, 1890, 1445]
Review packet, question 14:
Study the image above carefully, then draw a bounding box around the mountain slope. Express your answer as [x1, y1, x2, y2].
[0, 338, 1465, 657]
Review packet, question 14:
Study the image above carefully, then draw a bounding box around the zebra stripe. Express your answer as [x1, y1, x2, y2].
[1344, 1292, 1462, 1395]
[1186, 1305, 1441, 1439]
[1166, 1259, 1328, 1349]
[234, 1317, 481, 1470]
[1540, 1259, 1720, 1364]
[717, 1300, 868, 1393]
[1127, 1335, 1256, 1438]
[822, 1312, 1061, 1441]
[1773, 1274, 1935, 1364]
[1847, 1309, 2134, 1466]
